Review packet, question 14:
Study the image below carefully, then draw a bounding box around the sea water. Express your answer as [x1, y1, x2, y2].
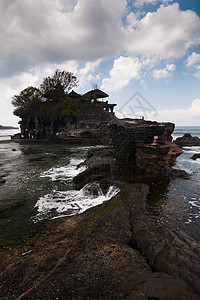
[0, 130, 119, 244]
[0, 128, 19, 141]
[0, 127, 200, 244]
[163, 126, 200, 241]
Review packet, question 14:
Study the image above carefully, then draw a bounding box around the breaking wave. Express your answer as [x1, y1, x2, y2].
[33, 183, 120, 222]
[40, 158, 86, 182]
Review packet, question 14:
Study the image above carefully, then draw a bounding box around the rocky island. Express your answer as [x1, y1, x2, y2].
[175, 133, 200, 147]
[1, 70, 200, 299]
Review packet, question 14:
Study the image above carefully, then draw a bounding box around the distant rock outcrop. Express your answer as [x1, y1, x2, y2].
[0, 125, 18, 130]
[175, 133, 200, 147]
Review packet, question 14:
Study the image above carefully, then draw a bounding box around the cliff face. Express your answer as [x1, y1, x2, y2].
[15, 95, 182, 177]
[111, 120, 182, 176]
[18, 100, 117, 139]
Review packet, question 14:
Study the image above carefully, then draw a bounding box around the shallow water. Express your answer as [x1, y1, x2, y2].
[158, 126, 200, 242]
[1, 127, 200, 246]
[0, 128, 19, 141]
[0, 134, 119, 246]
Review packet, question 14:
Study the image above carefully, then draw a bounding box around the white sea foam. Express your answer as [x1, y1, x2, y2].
[0, 129, 19, 141]
[183, 146, 200, 154]
[185, 198, 200, 224]
[40, 158, 86, 182]
[173, 147, 200, 175]
[33, 183, 120, 222]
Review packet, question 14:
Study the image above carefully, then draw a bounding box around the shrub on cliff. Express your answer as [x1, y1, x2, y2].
[64, 95, 80, 118]
[12, 86, 41, 117]
[12, 70, 79, 118]
[40, 69, 78, 102]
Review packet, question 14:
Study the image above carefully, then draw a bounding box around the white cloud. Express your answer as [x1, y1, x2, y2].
[185, 52, 200, 66]
[135, 0, 173, 7]
[0, 0, 126, 77]
[1, 1, 200, 79]
[1, 0, 200, 125]
[140, 79, 148, 90]
[101, 56, 176, 91]
[78, 60, 102, 86]
[193, 72, 200, 79]
[126, 3, 200, 59]
[189, 98, 200, 116]
[166, 64, 176, 72]
[0, 59, 101, 126]
[185, 52, 200, 79]
[101, 56, 142, 91]
[153, 63, 176, 79]
[116, 98, 200, 125]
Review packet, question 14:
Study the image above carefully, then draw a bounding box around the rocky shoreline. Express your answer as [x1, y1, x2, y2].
[1, 123, 200, 298]
[0, 182, 200, 299]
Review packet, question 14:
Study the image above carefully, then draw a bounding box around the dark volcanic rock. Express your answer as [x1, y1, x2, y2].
[0, 178, 6, 184]
[74, 163, 111, 189]
[11, 133, 21, 139]
[132, 214, 200, 296]
[74, 147, 115, 189]
[0, 125, 18, 130]
[112, 121, 182, 177]
[0, 184, 199, 299]
[191, 153, 200, 160]
[169, 168, 189, 179]
[175, 133, 200, 147]
[0, 198, 26, 213]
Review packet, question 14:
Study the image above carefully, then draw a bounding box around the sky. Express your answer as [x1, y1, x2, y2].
[0, 0, 200, 126]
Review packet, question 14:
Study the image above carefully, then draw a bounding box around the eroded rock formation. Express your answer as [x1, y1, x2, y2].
[175, 133, 200, 147]
[111, 120, 182, 176]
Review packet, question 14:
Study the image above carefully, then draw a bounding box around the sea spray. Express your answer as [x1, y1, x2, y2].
[33, 182, 120, 221]
[173, 146, 200, 175]
[40, 158, 87, 182]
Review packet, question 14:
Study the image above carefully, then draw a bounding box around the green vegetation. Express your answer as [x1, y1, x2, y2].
[12, 69, 79, 118]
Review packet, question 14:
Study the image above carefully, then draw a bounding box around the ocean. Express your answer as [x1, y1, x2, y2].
[0, 129, 119, 245]
[0, 126, 200, 245]
[161, 126, 200, 242]
[0, 128, 19, 141]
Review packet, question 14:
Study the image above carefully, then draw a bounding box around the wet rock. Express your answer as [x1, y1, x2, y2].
[77, 147, 114, 169]
[74, 147, 115, 189]
[191, 153, 200, 160]
[0, 198, 26, 213]
[169, 168, 190, 179]
[112, 121, 182, 177]
[11, 133, 21, 139]
[132, 214, 200, 296]
[82, 182, 103, 196]
[0, 184, 199, 299]
[175, 133, 200, 147]
[73, 164, 111, 189]
[0, 178, 6, 184]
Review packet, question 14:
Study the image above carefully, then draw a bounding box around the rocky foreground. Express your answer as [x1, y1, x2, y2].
[0, 183, 200, 299]
[1, 121, 199, 299]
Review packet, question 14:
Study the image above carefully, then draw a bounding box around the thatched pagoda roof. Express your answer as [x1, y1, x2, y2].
[83, 89, 109, 99]
[68, 90, 82, 99]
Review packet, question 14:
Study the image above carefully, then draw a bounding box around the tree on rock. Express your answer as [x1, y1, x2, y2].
[40, 69, 78, 101]
[12, 86, 41, 117]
